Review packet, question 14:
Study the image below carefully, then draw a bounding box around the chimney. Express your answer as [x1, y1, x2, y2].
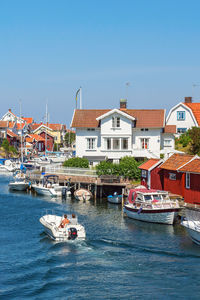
[120, 98, 127, 109]
[184, 97, 192, 103]
[9, 108, 11, 112]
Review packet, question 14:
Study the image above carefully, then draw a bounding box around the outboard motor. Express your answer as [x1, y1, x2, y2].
[62, 187, 67, 198]
[68, 227, 78, 240]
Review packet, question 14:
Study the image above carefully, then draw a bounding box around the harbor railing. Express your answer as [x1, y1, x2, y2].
[44, 165, 98, 177]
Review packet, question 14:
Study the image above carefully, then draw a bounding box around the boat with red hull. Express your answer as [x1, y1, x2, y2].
[123, 188, 180, 225]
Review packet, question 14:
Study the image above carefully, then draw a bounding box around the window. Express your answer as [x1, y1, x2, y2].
[164, 139, 172, 147]
[87, 138, 95, 150]
[141, 138, 149, 149]
[112, 116, 120, 128]
[186, 172, 190, 189]
[122, 138, 128, 150]
[106, 138, 111, 150]
[87, 128, 95, 131]
[177, 128, 187, 134]
[141, 128, 148, 131]
[177, 111, 185, 121]
[169, 173, 176, 180]
[141, 170, 147, 178]
[113, 138, 120, 149]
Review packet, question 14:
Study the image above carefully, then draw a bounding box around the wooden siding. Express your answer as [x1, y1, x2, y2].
[184, 173, 200, 204]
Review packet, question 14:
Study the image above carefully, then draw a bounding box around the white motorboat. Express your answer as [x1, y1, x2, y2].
[0, 160, 20, 173]
[107, 193, 122, 204]
[32, 174, 65, 197]
[123, 188, 180, 225]
[39, 214, 86, 241]
[181, 206, 200, 245]
[74, 188, 92, 201]
[8, 171, 29, 191]
[181, 219, 200, 245]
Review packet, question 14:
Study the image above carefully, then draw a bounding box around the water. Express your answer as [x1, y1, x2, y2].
[0, 175, 200, 299]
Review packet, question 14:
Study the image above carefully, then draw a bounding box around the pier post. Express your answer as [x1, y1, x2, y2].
[100, 186, 103, 199]
[94, 182, 97, 200]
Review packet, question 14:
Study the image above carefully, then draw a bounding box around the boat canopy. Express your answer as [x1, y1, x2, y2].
[128, 188, 168, 204]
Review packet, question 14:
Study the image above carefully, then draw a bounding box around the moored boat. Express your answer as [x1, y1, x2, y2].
[181, 206, 200, 245]
[123, 188, 180, 225]
[107, 193, 122, 204]
[39, 214, 86, 241]
[74, 188, 92, 201]
[32, 175, 63, 197]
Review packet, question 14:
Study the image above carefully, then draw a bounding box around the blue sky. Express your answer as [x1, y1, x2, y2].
[1, 0, 200, 126]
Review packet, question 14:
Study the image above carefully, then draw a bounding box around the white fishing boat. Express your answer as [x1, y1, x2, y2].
[74, 188, 92, 201]
[39, 214, 86, 241]
[107, 192, 122, 204]
[8, 170, 29, 191]
[123, 188, 180, 225]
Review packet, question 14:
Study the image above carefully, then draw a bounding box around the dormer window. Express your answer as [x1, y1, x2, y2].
[112, 116, 120, 128]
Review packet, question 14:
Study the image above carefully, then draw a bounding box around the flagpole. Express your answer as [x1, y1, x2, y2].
[80, 86, 82, 109]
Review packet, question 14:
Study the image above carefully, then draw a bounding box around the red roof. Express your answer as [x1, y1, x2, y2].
[0, 121, 8, 128]
[184, 103, 200, 125]
[30, 123, 63, 132]
[164, 125, 176, 134]
[179, 158, 200, 174]
[22, 117, 33, 124]
[71, 109, 165, 128]
[7, 129, 18, 138]
[8, 122, 15, 129]
[138, 159, 161, 170]
[16, 123, 25, 130]
[160, 153, 193, 171]
[26, 134, 45, 142]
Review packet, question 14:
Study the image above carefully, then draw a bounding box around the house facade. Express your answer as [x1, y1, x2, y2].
[71, 100, 176, 164]
[166, 97, 199, 135]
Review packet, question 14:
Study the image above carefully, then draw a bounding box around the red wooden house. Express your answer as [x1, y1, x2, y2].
[138, 159, 163, 190]
[6, 129, 19, 148]
[39, 131, 54, 151]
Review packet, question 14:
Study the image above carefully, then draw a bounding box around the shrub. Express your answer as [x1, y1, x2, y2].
[63, 157, 89, 168]
[9, 146, 18, 154]
[1, 139, 9, 152]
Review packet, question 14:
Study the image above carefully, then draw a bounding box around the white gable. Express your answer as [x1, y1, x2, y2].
[96, 109, 135, 121]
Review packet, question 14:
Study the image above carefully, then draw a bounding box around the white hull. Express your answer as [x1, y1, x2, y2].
[40, 214, 86, 241]
[32, 185, 61, 197]
[182, 220, 200, 245]
[124, 205, 177, 225]
[9, 182, 29, 191]
[107, 195, 122, 204]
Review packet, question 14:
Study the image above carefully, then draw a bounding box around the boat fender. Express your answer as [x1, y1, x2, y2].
[137, 207, 143, 214]
[68, 227, 78, 240]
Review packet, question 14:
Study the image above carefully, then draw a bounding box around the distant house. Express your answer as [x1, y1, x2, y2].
[6, 130, 19, 148]
[30, 123, 66, 145]
[138, 159, 163, 189]
[71, 99, 176, 165]
[25, 134, 45, 152]
[166, 97, 200, 135]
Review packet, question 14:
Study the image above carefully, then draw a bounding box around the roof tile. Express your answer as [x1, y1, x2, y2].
[160, 153, 194, 171]
[179, 158, 200, 173]
[138, 159, 161, 170]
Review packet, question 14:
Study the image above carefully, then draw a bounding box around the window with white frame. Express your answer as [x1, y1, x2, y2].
[177, 111, 185, 121]
[185, 172, 190, 189]
[113, 138, 120, 150]
[177, 128, 187, 134]
[141, 170, 147, 178]
[141, 138, 149, 149]
[112, 116, 120, 128]
[169, 173, 176, 180]
[105, 138, 111, 150]
[87, 138, 95, 150]
[122, 138, 128, 150]
[164, 139, 172, 147]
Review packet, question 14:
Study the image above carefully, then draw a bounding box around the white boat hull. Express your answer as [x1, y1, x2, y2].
[40, 214, 86, 241]
[181, 220, 200, 245]
[9, 182, 29, 191]
[32, 184, 62, 197]
[107, 195, 122, 204]
[124, 205, 178, 225]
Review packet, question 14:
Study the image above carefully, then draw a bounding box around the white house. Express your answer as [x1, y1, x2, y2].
[166, 97, 199, 135]
[71, 99, 176, 164]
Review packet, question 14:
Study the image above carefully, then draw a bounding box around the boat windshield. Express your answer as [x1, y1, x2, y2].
[144, 195, 152, 201]
[152, 194, 162, 200]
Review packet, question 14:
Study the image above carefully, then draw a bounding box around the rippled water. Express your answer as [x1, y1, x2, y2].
[0, 175, 200, 299]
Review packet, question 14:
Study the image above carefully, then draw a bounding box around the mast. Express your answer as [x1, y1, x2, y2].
[19, 100, 23, 163]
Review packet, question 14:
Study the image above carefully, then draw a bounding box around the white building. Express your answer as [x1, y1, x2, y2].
[166, 97, 199, 135]
[71, 99, 176, 164]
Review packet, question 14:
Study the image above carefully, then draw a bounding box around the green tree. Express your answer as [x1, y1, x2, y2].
[63, 157, 89, 168]
[1, 139, 9, 153]
[9, 146, 18, 155]
[188, 127, 200, 155]
[65, 132, 75, 147]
